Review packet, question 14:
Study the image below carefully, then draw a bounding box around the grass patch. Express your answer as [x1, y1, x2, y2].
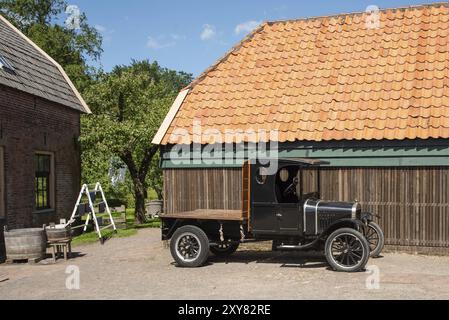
[72, 228, 138, 247]
[72, 209, 161, 247]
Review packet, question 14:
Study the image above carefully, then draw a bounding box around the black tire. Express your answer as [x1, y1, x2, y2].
[365, 222, 385, 258]
[170, 225, 209, 268]
[325, 228, 370, 272]
[210, 243, 239, 257]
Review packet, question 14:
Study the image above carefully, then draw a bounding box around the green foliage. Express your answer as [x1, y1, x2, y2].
[82, 60, 191, 157]
[0, 0, 102, 91]
[81, 60, 192, 222]
[148, 153, 163, 200]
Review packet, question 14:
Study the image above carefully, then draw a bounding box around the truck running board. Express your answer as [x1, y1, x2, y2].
[275, 241, 318, 251]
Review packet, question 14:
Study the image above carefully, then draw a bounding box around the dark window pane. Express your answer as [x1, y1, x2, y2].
[35, 154, 51, 210]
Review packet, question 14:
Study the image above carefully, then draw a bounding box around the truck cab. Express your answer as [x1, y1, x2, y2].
[249, 158, 323, 236]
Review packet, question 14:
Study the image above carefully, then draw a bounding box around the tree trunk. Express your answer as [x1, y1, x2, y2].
[134, 186, 146, 224]
[155, 187, 163, 201]
[120, 146, 159, 224]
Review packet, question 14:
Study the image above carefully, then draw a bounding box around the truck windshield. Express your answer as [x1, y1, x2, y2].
[301, 168, 320, 201]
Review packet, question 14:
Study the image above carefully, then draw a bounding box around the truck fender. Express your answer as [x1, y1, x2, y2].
[361, 212, 379, 223]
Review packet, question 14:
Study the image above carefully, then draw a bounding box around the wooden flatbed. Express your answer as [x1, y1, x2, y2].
[160, 209, 245, 222]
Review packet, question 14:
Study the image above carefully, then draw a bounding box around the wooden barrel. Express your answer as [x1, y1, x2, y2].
[4, 228, 46, 260]
[46, 225, 72, 242]
[146, 200, 163, 218]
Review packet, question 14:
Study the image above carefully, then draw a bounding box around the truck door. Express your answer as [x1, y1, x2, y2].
[275, 167, 301, 234]
[277, 203, 301, 233]
[250, 166, 278, 234]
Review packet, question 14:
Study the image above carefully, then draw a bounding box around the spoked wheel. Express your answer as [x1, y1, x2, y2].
[364, 222, 385, 258]
[325, 228, 370, 272]
[170, 225, 209, 268]
[210, 242, 239, 257]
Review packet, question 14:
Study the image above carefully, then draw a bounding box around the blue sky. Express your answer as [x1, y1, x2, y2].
[72, 0, 440, 76]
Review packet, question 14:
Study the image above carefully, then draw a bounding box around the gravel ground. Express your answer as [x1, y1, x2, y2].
[1, 228, 449, 300]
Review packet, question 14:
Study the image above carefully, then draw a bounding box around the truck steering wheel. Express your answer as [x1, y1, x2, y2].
[283, 177, 299, 197]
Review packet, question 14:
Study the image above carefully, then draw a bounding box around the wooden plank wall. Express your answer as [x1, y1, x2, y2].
[164, 168, 242, 214]
[241, 162, 250, 220]
[164, 167, 449, 252]
[313, 167, 449, 251]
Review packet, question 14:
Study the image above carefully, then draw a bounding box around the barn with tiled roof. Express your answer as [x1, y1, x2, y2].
[154, 3, 449, 253]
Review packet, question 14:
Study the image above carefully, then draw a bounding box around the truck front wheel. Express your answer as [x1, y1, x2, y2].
[325, 228, 370, 272]
[364, 222, 385, 258]
[170, 225, 210, 268]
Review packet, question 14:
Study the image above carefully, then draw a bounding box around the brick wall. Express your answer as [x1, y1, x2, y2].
[0, 84, 81, 235]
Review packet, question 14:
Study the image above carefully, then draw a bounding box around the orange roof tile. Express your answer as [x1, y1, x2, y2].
[160, 3, 449, 145]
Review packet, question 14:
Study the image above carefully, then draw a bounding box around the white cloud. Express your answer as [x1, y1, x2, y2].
[146, 34, 185, 50]
[147, 36, 176, 50]
[170, 33, 186, 41]
[95, 25, 114, 43]
[95, 24, 107, 32]
[200, 24, 216, 41]
[235, 20, 261, 35]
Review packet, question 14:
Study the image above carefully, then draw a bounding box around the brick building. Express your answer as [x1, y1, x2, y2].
[0, 15, 91, 260]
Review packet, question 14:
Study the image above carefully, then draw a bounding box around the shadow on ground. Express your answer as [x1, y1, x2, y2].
[208, 250, 329, 269]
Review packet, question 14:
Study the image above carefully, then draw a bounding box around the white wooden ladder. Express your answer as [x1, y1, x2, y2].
[67, 183, 117, 244]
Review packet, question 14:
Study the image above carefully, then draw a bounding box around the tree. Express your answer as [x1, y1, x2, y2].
[0, 0, 102, 91]
[81, 60, 192, 223]
[148, 153, 163, 200]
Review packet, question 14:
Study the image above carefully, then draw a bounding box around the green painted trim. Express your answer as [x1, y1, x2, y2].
[161, 161, 242, 169]
[320, 157, 449, 167]
[280, 147, 449, 158]
[161, 156, 449, 168]
[160, 140, 449, 168]
[161, 146, 449, 159]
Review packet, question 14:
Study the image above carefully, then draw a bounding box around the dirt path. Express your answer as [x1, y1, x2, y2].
[1, 228, 449, 300]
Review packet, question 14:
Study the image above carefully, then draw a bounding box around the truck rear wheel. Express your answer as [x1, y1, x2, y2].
[210, 243, 239, 257]
[325, 228, 370, 272]
[170, 225, 209, 268]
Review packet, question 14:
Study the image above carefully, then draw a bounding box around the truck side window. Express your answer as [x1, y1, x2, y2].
[256, 167, 268, 185]
[279, 168, 289, 182]
[275, 166, 299, 203]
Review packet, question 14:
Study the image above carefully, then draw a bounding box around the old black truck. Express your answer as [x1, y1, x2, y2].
[160, 158, 384, 272]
